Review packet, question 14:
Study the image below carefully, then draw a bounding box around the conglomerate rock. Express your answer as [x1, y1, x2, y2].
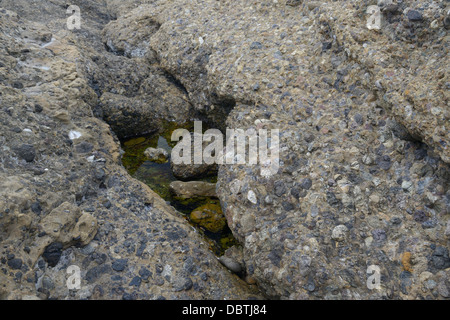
[0, 0, 448, 300]
[0, 2, 261, 300]
[145, 0, 448, 299]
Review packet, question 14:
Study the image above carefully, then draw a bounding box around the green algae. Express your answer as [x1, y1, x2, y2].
[120, 120, 236, 256]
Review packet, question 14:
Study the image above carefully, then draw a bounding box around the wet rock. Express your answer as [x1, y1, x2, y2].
[42, 242, 63, 267]
[144, 147, 169, 163]
[15, 144, 36, 162]
[169, 181, 217, 199]
[406, 10, 423, 22]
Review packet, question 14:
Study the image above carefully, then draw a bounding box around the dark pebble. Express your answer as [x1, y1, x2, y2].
[12, 81, 24, 89]
[103, 200, 112, 209]
[139, 267, 152, 281]
[421, 220, 436, 229]
[376, 155, 392, 170]
[413, 210, 428, 223]
[414, 148, 427, 160]
[444, 16, 450, 30]
[15, 144, 36, 162]
[407, 10, 423, 22]
[431, 247, 450, 270]
[111, 259, 128, 272]
[85, 264, 112, 283]
[274, 180, 286, 197]
[122, 292, 136, 300]
[326, 191, 341, 207]
[282, 202, 295, 211]
[372, 229, 387, 242]
[290, 187, 301, 199]
[34, 104, 43, 113]
[299, 178, 312, 190]
[322, 41, 332, 51]
[173, 277, 193, 292]
[354, 113, 364, 126]
[129, 276, 142, 287]
[75, 141, 94, 153]
[42, 242, 63, 267]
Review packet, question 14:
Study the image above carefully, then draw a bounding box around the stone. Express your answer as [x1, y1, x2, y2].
[170, 133, 218, 180]
[111, 259, 128, 272]
[406, 10, 423, 22]
[169, 181, 217, 199]
[247, 190, 257, 204]
[286, 0, 302, 7]
[42, 242, 63, 267]
[7, 258, 22, 270]
[331, 225, 348, 242]
[299, 178, 312, 190]
[144, 147, 169, 163]
[15, 144, 36, 162]
[190, 203, 227, 233]
[218, 256, 243, 274]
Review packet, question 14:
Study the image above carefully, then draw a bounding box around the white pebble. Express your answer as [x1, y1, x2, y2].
[247, 190, 257, 204]
[69, 130, 82, 140]
[331, 225, 348, 242]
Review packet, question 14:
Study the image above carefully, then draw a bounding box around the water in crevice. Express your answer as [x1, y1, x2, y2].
[120, 120, 238, 256]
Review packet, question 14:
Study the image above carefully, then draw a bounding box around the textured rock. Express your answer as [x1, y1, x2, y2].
[169, 181, 217, 199]
[0, 1, 262, 300]
[190, 204, 227, 233]
[144, 147, 169, 163]
[170, 133, 218, 180]
[144, 0, 449, 299]
[0, 0, 448, 301]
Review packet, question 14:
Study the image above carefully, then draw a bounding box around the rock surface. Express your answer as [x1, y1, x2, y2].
[0, 1, 261, 300]
[0, 0, 448, 301]
[169, 181, 217, 199]
[190, 204, 227, 233]
[144, 147, 169, 163]
[148, 0, 448, 299]
[170, 132, 218, 180]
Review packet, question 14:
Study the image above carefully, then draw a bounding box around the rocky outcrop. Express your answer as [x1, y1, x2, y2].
[0, 2, 261, 300]
[1, 0, 448, 301]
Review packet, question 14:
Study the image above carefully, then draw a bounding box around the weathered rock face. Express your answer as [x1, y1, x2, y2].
[0, 2, 261, 300]
[1, 0, 448, 301]
[169, 181, 217, 199]
[145, 0, 448, 299]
